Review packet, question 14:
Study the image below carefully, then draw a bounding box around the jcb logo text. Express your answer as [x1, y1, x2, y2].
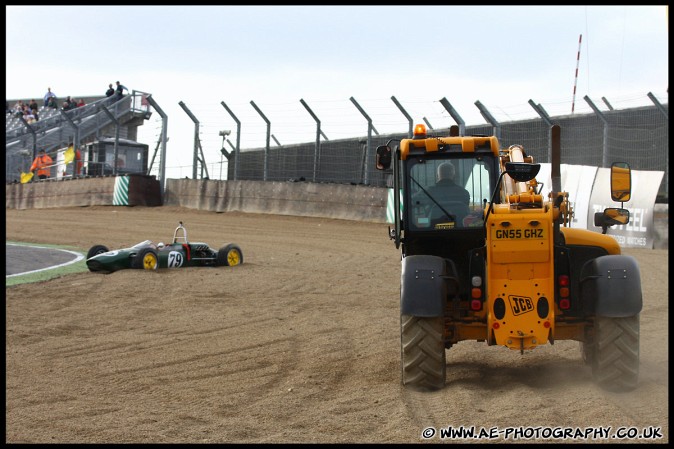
[508, 295, 534, 316]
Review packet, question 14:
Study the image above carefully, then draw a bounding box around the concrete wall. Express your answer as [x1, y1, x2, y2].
[163, 179, 388, 223]
[6, 174, 161, 209]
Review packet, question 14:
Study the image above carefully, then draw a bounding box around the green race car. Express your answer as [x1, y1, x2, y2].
[86, 221, 243, 273]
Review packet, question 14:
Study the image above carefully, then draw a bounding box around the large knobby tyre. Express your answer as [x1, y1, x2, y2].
[132, 247, 158, 271]
[217, 243, 243, 267]
[401, 314, 446, 390]
[592, 315, 640, 392]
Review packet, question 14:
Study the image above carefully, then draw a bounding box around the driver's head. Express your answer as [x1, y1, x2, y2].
[437, 162, 455, 182]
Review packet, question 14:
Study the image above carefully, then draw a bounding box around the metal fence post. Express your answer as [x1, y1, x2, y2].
[391, 96, 413, 138]
[583, 95, 609, 168]
[439, 97, 465, 136]
[98, 105, 120, 175]
[300, 99, 328, 182]
[474, 100, 501, 140]
[178, 101, 209, 180]
[220, 101, 241, 181]
[250, 101, 271, 181]
[144, 95, 168, 196]
[528, 99, 554, 163]
[350, 97, 379, 185]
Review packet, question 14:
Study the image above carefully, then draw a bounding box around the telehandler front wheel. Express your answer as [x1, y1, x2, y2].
[592, 315, 639, 392]
[400, 314, 446, 390]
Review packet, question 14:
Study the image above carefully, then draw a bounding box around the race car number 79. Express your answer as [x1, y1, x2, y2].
[168, 251, 184, 268]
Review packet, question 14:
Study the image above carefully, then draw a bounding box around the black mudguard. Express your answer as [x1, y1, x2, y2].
[401, 255, 457, 317]
[579, 254, 642, 317]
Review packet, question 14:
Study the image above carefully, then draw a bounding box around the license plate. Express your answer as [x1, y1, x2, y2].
[492, 227, 546, 240]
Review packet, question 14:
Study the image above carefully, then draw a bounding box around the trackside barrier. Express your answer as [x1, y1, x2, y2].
[162, 178, 387, 223]
[5, 174, 161, 209]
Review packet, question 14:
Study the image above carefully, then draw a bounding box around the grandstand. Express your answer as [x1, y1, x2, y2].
[5, 91, 152, 183]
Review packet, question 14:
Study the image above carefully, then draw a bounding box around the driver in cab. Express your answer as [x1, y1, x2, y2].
[427, 162, 469, 205]
[412, 162, 471, 229]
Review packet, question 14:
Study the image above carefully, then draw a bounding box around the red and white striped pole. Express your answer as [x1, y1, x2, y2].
[571, 34, 582, 114]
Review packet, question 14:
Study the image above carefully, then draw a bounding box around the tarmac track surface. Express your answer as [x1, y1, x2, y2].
[5, 243, 84, 277]
[4, 206, 669, 444]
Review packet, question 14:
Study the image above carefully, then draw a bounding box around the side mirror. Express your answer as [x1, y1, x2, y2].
[610, 162, 631, 202]
[375, 145, 392, 170]
[594, 207, 630, 234]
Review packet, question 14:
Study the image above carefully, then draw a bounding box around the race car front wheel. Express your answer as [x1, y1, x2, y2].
[86, 244, 110, 272]
[217, 243, 243, 266]
[132, 248, 158, 270]
[86, 244, 109, 260]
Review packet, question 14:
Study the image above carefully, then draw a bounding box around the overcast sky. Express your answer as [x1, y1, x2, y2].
[6, 5, 669, 179]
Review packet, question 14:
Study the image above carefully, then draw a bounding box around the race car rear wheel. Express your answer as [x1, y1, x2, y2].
[132, 248, 158, 270]
[217, 243, 243, 266]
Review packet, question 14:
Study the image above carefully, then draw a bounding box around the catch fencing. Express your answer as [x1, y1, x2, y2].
[224, 102, 668, 200]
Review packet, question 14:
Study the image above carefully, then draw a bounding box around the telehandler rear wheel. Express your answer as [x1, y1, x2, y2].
[401, 314, 446, 390]
[591, 315, 639, 392]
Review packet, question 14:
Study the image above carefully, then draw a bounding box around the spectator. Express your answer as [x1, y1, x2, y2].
[46, 95, 58, 109]
[30, 149, 53, 180]
[29, 99, 38, 113]
[115, 81, 128, 97]
[23, 107, 36, 124]
[43, 87, 57, 107]
[12, 100, 23, 117]
[62, 96, 78, 111]
[105, 83, 115, 97]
